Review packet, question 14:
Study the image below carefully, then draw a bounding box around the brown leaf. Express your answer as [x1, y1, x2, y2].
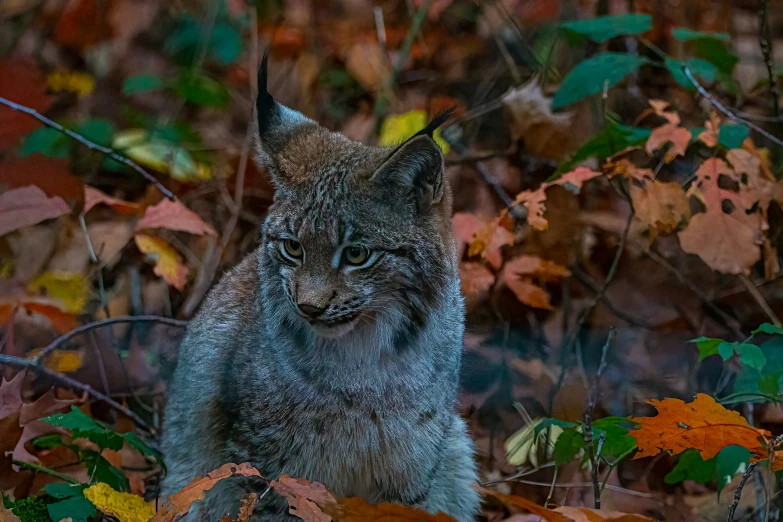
[0, 186, 71, 237]
[630, 393, 770, 462]
[0, 156, 83, 206]
[452, 212, 485, 258]
[630, 181, 691, 235]
[152, 463, 264, 522]
[0, 372, 25, 418]
[21, 302, 80, 335]
[0, 60, 52, 151]
[645, 123, 691, 162]
[330, 496, 457, 521]
[136, 199, 217, 236]
[553, 506, 655, 521]
[504, 278, 553, 310]
[54, 0, 111, 50]
[459, 262, 495, 312]
[514, 167, 602, 231]
[502, 255, 571, 282]
[344, 42, 389, 91]
[83, 187, 141, 215]
[236, 492, 259, 522]
[270, 474, 336, 522]
[19, 388, 78, 425]
[478, 487, 568, 521]
[602, 158, 653, 181]
[697, 113, 721, 147]
[468, 216, 514, 269]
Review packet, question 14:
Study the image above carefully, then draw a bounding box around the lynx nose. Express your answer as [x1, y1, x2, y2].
[297, 302, 325, 319]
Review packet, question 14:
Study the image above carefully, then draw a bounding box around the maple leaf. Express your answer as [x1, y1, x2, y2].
[0, 185, 71, 237]
[451, 213, 485, 258]
[697, 112, 721, 147]
[136, 199, 217, 236]
[467, 215, 514, 269]
[236, 492, 259, 522]
[152, 463, 263, 522]
[514, 167, 602, 231]
[645, 123, 691, 162]
[0, 59, 52, 151]
[0, 373, 25, 418]
[630, 181, 691, 236]
[270, 475, 336, 522]
[499, 255, 571, 310]
[630, 393, 770, 462]
[134, 234, 189, 291]
[83, 187, 141, 215]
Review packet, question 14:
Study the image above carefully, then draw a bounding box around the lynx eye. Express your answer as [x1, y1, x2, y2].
[344, 245, 369, 266]
[283, 239, 304, 259]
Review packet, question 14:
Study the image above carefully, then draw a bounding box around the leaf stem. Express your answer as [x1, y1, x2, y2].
[13, 460, 79, 484]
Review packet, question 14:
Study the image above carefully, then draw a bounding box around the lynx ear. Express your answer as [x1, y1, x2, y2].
[372, 134, 445, 214]
[255, 52, 315, 184]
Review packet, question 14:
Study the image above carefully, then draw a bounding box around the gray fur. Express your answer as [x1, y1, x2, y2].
[161, 93, 479, 521]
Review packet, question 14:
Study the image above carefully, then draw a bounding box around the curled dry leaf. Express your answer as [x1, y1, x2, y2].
[478, 487, 568, 521]
[603, 158, 653, 181]
[134, 234, 189, 291]
[270, 474, 336, 522]
[136, 199, 217, 236]
[630, 181, 691, 237]
[645, 123, 691, 163]
[83, 187, 141, 215]
[499, 256, 570, 310]
[647, 99, 680, 125]
[630, 393, 770, 462]
[152, 463, 263, 522]
[0, 186, 70, 237]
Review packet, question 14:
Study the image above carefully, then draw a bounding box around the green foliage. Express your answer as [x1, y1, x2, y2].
[165, 13, 243, 65]
[76, 119, 115, 147]
[715, 445, 750, 495]
[718, 124, 750, 148]
[3, 495, 50, 522]
[43, 406, 124, 451]
[664, 446, 750, 496]
[690, 37, 738, 76]
[31, 434, 64, 450]
[560, 14, 652, 43]
[173, 71, 230, 108]
[691, 336, 724, 361]
[124, 74, 164, 95]
[533, 418, 577, 438]
[753, 323, 783, 335]
[591, 417, 638, 458]
[665, 57, 716, 88]
[732, 336, 783, 403]
[19, 128, 69, 158]
[84, 451, 131, 492]
[553, 428, 584, 465]
[718, 342, 766, 372]
[672, 28, 731, 42]
[554, 119, 651, 176]
[123, 432, 167, 473]
[47, 495, 95, 522]
[553, 53, 650, 108]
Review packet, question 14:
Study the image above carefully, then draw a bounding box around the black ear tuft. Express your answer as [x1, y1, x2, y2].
[413, 106, 456, 140]
[256, 50, 277, 136]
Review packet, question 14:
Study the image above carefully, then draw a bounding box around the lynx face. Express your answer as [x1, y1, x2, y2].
[254, 57, 456, 344]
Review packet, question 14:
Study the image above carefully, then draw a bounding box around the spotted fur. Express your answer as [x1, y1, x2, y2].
[161, 59, 479, 521]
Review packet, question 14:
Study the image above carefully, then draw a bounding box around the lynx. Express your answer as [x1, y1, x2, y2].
[160, 55, 480, 521]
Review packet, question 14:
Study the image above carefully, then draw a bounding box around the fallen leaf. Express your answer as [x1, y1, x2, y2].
[27, 272, 91, 314]
[697, 113, 721, 147]
[0, 59, 52, 151]
[54, 0, 110, 50]
[344, 42, 389, 92]
[27, 348, 84, 374]
[467, 216, 515, 270]
[47, 70, 95, 97]
[630, 181, 691, 235]
[514, 167, 602, 231]
[459, 262, 495, 311]
[236, 492, 259, 522]
[503, 277, 554, 310]
[270, 475, 336, 522]
[0, 155, 83, 206]
[112, 130, 211, 182]
[83, 187, 141, 215]
[0, 186, 70, 237]
[134, 234, 189, 291]
[0, 372, 25, 418]
[477, 488, 568, 521]
[19, 387, 79, 425]
[329, 496, 457, 521]
[645, 123, 691, 162]
[152, 463, 263, 522]
[452, 213, 486, 258]
[502, 255, 571, 281]
[22, 302, 80, 334]
[603, 158, 653, 181]
[630, 393, 770, 462]
[136, 199, 217, 236]
[647, 99, 680, 125]
[553, 506, 655, 521]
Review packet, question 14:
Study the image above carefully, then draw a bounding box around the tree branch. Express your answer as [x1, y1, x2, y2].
[0, 96, 175, 200]
[757, 0, 780, 117]
[727, 462, 757, 522]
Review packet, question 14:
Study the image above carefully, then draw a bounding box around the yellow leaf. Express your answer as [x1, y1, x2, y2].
[134, 234, 189, 291]
[84, 483, 156, 522]
[28, 272, 91, 314]
[378, 110, 449, 154]
[28, 348, 84, 373]
[112, 129, 211, 182]
[47, 70, 95, 97]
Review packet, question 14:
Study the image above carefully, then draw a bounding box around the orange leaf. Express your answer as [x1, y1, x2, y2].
[152, 463, 263, 522]
[136, 199, 217, 236]
[452, 213, 485, 257]
[459, 262, 495, 301]
[505, 278, 553, 310]
[697, 113, 721, 147]
[514, 167, 602, 231]
[270, 475, 336, 522]
[332, 496, 457, 521]
[478, 487, 568, 521]
[645, 123, 691, 162]
[630, 181, 691, 235]
[0, 59, 52, 151]
[630, 393, 770, 461]
[554, 506, 655, 521]
[134, 234, 189, 291]
[0, 186, 71, 236]
[467, 216, 514, 269]
[83, 187, 141, 215]
[502, 255, 571, 282]
[21, 302, 80, 334]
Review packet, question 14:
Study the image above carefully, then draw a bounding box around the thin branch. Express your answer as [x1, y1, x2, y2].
[757, 0, 780, 117]
[0, 96, 174, 199]
[507, 479, 662, 500]
[569, 266, 654, 329]
[584, 328, 616, 509]
[728, 463, 758, 522]
[681, 67, 783, 149]
[740, 274, 781, 326]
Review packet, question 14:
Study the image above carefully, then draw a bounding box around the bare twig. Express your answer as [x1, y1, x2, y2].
[681, 67, 783, 149]
[0, 96, 174, 199]
[584, 328, 616, 509]
[740, 274, 781, 326]
[728, 463, 758, 522]
[757, 0, 780, 117]
[569, 266, 653, 329]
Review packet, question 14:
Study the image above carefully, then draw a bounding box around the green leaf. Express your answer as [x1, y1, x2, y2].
[553, 53, 649, 108]
[691, 336, 724, 362]
[753, 323, 783, 335]
[122, 432, 167, 473]
[719, 124, 749, 149]
[83, 451, 130, 492]
[31, 433, 64, 450]
[76, 119, 115, 147]
[173, 71, 230, 108]
[665, 57, 717, 88]
[42, 406, 123, 451]
[591, 417, 638, 458]
[715, 445, 750, 495]
[664, 449, 716, 485]
[718, 341, 737, 361]
[560, 14, 652, 43]
[6, 495, 50, 522]
[45, 482, 85, 499]
[672, 28, 730, 42]
[165, 14, 242, 65]
[19, 128, 70, 158]
[759, 371, 783, 396]
[553, 427, 585, 465]
[123, 74, 164, 95]
[691, 38, 738, 75]
[554, 120, 651, 176]
[210, 23, 242, 65]
[47, 495, 96, 522]
[533, 418, 578, 438]
[736, 343, 767, 372]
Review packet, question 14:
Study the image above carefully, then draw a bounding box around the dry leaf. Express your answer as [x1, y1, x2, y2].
[236, 492, 259, 522]
[152, 463, 263, 522]
[0, 186, 70, 237]
[330, 496, 457, 521]
[514, 167, 602, 231]
[478, 487, 568, 521]
[0, 59, 52, 151]
[697, 113, 721, 147]
[134, 234, 189, 291]
[344, 42, 389, 92]
[83, 187, 141, 215]
[468, 216, 514, 269]
[630, 181, 691, 236]
[136, 199, 216, 236]
[270, 475, 336, 522]
[459, 262, 495, 311]
[27, 272, 91, 314]
[452, 213, 486, 258]
[553, 506, 655, 521]
[630, 393, 770, 462]
[645, 123, 691, 163]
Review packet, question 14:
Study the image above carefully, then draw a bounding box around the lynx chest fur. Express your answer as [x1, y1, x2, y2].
[161, 56, 479, 521]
